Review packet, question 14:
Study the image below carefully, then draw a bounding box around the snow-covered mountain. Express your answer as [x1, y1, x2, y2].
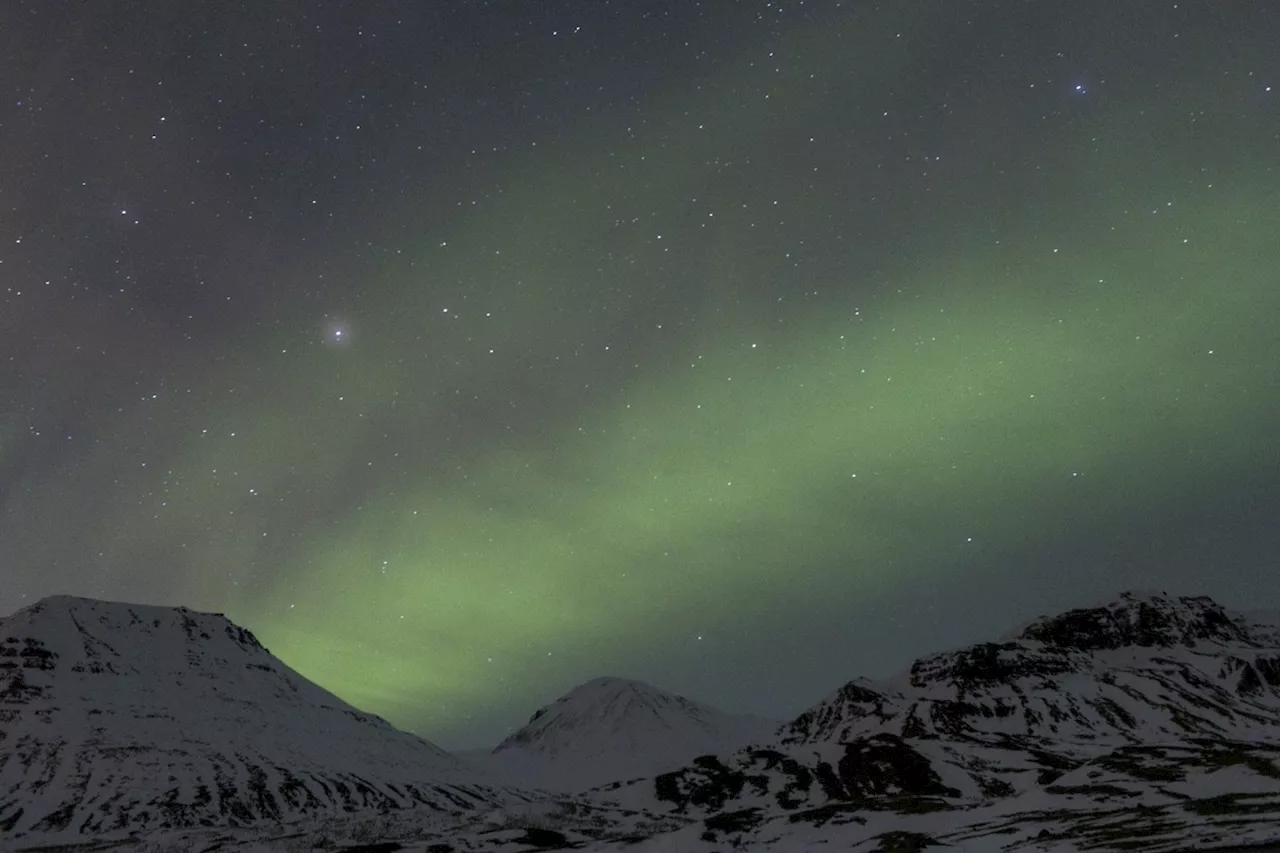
[0, 595, 522, 843]
[467, 676, 778, 791]
[782, 590, 1280, 748]
[7, 589, 1280, 852]
[589, 590, 1280, 850]
[1237, 607, 1280, 648]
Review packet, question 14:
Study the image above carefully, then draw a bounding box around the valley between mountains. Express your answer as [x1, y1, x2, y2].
[4, 591, 1280, 851]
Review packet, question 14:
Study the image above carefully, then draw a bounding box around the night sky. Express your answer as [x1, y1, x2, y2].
[3, 2, 1279, 748]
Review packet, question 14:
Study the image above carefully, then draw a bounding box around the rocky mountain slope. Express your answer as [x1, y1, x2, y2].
[588, 591, 1280, 850]
[6, 589, 1280, 852]
[782, 591, 1280, 749]
[0, 595, 523, 843]
[467, 676, 778, 791]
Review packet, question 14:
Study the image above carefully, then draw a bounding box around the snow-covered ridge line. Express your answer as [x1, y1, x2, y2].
[6, 589, 1280, 851]
[583, 590, 1280, 850]
[0, 595, 527, 842]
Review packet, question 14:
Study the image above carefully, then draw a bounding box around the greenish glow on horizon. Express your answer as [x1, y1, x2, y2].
[233, 181, 1277, 738]
[28, 17, 1278, 746]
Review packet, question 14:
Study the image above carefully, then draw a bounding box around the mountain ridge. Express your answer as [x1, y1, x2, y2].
[7, 589, 1280, 851]
[0, 595, 521, 841]
[584, 590, 1280, 850]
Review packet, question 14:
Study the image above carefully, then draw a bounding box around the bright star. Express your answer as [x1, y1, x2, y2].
[323, 317, 352, 347]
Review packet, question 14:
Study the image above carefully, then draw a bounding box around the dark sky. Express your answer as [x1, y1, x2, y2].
[3, 1, 1279, 748]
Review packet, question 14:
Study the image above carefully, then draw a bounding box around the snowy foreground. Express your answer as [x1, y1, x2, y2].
[5, 592, 1280, 851]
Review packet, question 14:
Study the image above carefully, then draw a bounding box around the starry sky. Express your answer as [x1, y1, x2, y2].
[3, 1, 1279, 748]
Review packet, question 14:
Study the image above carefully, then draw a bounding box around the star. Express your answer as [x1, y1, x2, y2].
[323, 319, 352, 347]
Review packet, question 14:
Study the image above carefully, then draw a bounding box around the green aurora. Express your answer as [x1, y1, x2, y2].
[4, 4, 1278, 746]
[111, 117, 1280, 739]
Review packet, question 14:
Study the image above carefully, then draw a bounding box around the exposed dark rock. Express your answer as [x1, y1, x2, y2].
[1019, 592, 1250, 651]
[514, 826, 570, 848]
[835, 734, 961, 800]
[814, 761, 845, 799]
[747, 749, 814, 809]
[701, 807, 765, 841]
[870, 830, 943, 852]
[1044, 783, 1139, 798]
[654, 755, 747, 813]
[0, 808, 23, 833]
[910, 642, 1074, 689]
[784, 679, 897, 742]
[787, 801, 868, 828]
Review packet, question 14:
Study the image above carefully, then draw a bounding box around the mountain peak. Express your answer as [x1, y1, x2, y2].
[563, 675, 669, 699]
[4, 594, 270, 681]
[14, 593, 207, 614]
[580, 675, 657, 689]
[498, 675, 722, 748]
[517, 676, 671, 724]
[781, 590, 1280, 750]
[1016, 589, 1251, 651]
[0, 594, 484, 839]
[782, 676, 899, 744]
[479, 676, 777, 791]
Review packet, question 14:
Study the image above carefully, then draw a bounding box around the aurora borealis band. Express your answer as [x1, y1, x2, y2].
[3, 2, 1279, 747]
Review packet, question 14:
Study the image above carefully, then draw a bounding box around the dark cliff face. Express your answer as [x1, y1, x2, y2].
[1224, 655, 1280, 697]
[909, 642, 1079, 690]
[1017, 593, 1252, 652]
[828, 734, 961, 801]
[783, 680, 897, 744]
[653, 734, 958, 817]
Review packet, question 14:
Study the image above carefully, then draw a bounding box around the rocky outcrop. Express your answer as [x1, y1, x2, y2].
[1017, 591, 1252, 651]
